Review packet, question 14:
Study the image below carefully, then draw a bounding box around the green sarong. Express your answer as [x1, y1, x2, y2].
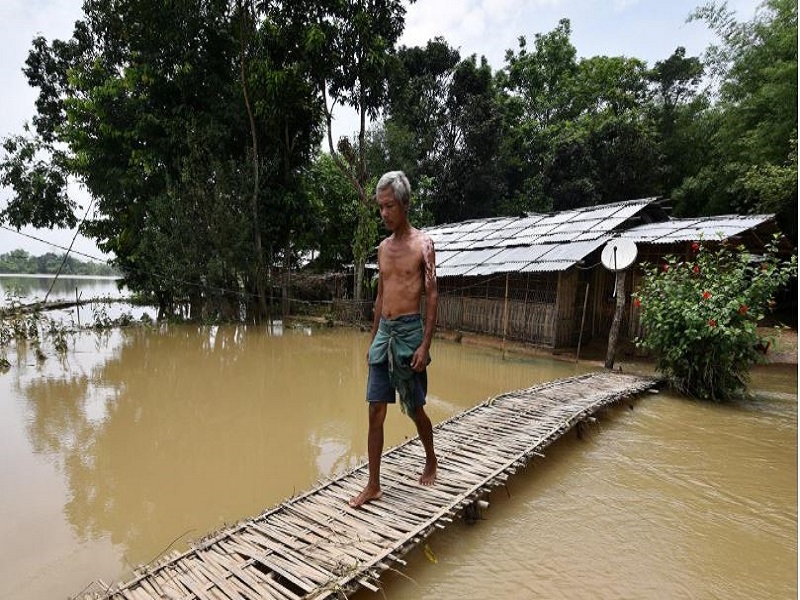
[368, 314, 427, 417]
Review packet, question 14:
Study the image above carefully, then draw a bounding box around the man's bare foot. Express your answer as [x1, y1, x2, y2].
[349, 484, 382, 508]
[419, 459, 437, 486]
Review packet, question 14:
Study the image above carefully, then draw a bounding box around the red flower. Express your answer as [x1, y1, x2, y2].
[702, 291, 711, 300]
[708, 319, 717, 327]
[662, 264, 669, 272]
[692, 264, 700, 274]
[691, 242, 700, 252]
[633, 298, 642, 308]
[738, 304, 748, 315]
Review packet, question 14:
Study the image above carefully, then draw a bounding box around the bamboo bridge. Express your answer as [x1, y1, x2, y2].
[83, 370, 658, 600]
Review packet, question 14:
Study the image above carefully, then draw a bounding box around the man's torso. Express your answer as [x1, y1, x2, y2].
[379, 229, 430, 318]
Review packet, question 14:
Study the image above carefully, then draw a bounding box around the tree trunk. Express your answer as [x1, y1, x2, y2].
[353, 260, 365, 304]
[282, 240, 291, 316]
[322, 83, 372, 306]
[605, 271, 627, 369]
[238, 0, 268, 321]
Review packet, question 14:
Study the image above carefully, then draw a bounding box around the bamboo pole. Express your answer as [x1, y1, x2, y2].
[575, 283, 589, 363]
[501, 272, 510, 359]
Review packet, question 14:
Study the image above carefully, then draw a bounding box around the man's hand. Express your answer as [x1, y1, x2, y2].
[410, 346, 430, 372]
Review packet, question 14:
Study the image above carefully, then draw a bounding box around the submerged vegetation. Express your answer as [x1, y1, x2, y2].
[0, 292, 153, 371]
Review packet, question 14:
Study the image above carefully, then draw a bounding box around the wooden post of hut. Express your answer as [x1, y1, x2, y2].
[501, 272, 510, 359]
[605, 272, 626, 369]
[600, 239, 638, 370]
[575, 283, 589, 362]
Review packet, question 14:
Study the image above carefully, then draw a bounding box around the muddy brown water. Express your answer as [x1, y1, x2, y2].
[0, 279, 796, 599]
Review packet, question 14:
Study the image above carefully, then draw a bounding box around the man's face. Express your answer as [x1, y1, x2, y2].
[377, 187, 406, 231]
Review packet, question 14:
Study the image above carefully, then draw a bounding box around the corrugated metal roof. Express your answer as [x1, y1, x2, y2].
[424, 198, 658, 274]
[444, 248, 504, 267]
[539, 239, 608, 261]
[465, 261, 530, 276]
[435, 250, 460, 265]
[422, 199, 772, 276]
[619, 215, 773, 244]
[489, 245, 554, 263]
[520, 260, 576, 272]
[437, 264, 476, 277]
[573, 230, 609, 242]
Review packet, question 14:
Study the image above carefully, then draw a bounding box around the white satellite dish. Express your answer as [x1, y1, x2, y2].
[601, 238, 638, 272]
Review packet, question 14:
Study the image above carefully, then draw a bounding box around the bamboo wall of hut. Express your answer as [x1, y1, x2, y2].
[437, 273, 560, 347]
[436, 264, 645, 350]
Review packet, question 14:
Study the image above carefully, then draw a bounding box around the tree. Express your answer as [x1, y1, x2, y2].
[0, 129, 74, 230]
[281, 0, 413, 301]
[303, 153, 362, 271]
[383, 37, 461, 183]
[551, 55, 658, 209]
[500, 19, 579, 127]
[1, 0, 323, 320]
[646, 47, 709, 198]
[649, 46, 705, 112]
[1, 0, 252, 317]
[379, 40, 505, 223]
[236, 0, 269, 317]
[497, 22, 660, 212]
[685, 0, 798, 241]
[497, 21, 652, 211]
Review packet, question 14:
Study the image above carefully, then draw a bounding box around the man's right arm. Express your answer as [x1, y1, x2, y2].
[370, 274, 383, 342]
[369, 245, 383, 345]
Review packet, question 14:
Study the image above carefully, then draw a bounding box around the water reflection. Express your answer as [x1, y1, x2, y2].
[71, 327, 362, 557]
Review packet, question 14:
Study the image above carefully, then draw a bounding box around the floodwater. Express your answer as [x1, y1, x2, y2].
[0, 279, 796, 600]
[0, 274, 127, 303]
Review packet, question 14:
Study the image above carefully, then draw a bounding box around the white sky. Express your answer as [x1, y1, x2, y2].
[0, 0, 761, 260]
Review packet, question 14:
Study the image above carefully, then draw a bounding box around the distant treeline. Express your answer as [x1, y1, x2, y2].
[0, 249, 118, 276]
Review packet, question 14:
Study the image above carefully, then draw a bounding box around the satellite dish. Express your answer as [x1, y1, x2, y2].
[601, 238, 638, 272]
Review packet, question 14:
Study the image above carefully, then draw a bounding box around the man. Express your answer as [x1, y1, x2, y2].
[349, 170, 438, 508]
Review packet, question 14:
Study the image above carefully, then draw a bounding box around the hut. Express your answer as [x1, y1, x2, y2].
[424, 197, 780, 350]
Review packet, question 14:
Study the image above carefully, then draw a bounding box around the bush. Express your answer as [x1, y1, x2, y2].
[633, 235, 797, 401]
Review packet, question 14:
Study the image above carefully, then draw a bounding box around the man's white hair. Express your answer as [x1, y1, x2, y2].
[376, 171, 411, 205]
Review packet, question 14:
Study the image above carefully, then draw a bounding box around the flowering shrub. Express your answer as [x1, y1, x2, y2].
[633, 234, 797, 401]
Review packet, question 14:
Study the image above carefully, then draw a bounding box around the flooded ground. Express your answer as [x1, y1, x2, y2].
[0, 278, 795, 599]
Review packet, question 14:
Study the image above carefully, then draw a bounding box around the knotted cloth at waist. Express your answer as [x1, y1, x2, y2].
[368, 314, 428, 417]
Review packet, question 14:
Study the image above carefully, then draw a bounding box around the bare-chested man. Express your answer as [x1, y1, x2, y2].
[349, 171, 438, 508]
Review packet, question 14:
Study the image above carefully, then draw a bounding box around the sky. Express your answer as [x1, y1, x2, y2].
[0, 0, 762, 261]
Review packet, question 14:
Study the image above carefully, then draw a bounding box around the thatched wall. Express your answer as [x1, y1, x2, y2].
[437, 273, 560, 347]
[437, 265, 643, 350]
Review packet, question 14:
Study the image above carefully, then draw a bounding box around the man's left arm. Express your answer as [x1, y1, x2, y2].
[411, 236, 438, 372]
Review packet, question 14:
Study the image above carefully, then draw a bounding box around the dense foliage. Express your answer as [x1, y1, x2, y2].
[0, 0, 795, 319]
[0, 249, 118, 276]
[633, 237, 797, 400]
